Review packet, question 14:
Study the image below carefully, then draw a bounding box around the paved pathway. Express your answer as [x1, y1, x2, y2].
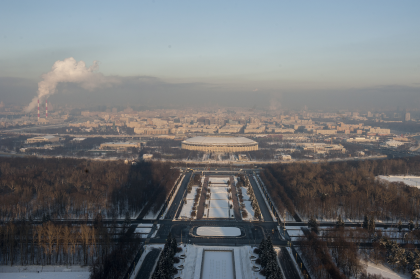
[229, 176, 242, 220]
[249, 175, 273, 222]
[165, 171, 192, 219]
[278, 247, 302, 279]
[196, 176, 209, 219]
[135, 248, 161, 279]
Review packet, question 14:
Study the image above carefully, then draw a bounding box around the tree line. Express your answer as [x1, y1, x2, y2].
[0, 214, 118, 266]
[0, 157, 179, 221]
[301, 215, 420, 279]
[262, 157, 420, 222]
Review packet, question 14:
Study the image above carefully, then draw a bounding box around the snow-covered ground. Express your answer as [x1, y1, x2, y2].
[243, 201, 255, 220]
[170, 244, 265, 279]
[211, 192, 229, 200]
[361, 261, 411, 279]
[0, 266, 90, 279]
[208, 207, 230, 218]
[210, 187, 229, 192]
[179, 199, 195, 219]
[202, 251, 234, 279]
[196, 227, 241, 237]
[135, 227, 152, 234]
[142, 206, 162, 220]
[186, 187, 200, 200]
[209, 184, 228, 188]
[377, 175, 420, 188]
[209, 199, 230, 208]
[286, 226, 306, 240]
[208, 177, 230, 184]
[240, 187, 250, 200]
[205, 176, 231, 218]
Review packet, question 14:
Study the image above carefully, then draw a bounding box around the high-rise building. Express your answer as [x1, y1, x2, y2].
[405, 112, 411, 121]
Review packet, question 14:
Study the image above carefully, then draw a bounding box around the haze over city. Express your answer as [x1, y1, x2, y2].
[2, 2, 420, 279]
[1, 1, 419, 109]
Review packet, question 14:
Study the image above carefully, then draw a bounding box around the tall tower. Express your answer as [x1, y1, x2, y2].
[46, 100, 48, 119]
[37, 99, 40, 121]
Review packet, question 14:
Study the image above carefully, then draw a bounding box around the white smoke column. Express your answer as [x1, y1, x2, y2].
[25, 57, 117, 112]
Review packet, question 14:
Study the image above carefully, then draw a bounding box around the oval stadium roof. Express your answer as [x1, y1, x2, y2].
[182, 136, 257, 146]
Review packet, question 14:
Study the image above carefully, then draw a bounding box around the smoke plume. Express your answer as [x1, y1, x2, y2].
[25, 57, 117, 112]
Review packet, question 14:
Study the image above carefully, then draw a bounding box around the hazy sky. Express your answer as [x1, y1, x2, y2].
[1, 1, 419, 109]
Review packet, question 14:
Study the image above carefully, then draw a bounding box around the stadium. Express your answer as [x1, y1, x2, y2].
[181, 136, 258, 152]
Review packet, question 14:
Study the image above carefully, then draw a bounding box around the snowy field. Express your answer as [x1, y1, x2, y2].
[169, 245, 264, 279]
[211, 192, 228, 200]
[210, 187, 229, 192]
[186, 187, 200, 200]
[208, 207, 230, 218]
[179, 200, 195, 219]
[142, 205, 163, 220]
[196, 227, 241, 237]
[362, 261, 411, 279]
[0, 266, 90, 279]
[208, 177, 230, 184]
[134, 225, 152, 234]
[243, 201, 255, 219]
[201, 251, 234, 279]
[209, 199, 230, 208]
[205, 176, 231, 218]
[209, 184, 228, 188]
[377, 175, 420, 188]
[240, 187, 250, 200]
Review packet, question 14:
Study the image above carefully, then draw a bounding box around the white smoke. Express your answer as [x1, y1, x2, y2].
[25, 57, 118, 112]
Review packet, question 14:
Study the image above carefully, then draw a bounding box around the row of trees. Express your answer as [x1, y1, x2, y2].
[301, 220, 420, 278]
[263, 157, 420, 222]
[0, 215, 118, 266]
[90, 228, 141, 279]
[257, 237, 283, 279]
[237, 175, 261, 219]
[152, 233, 178, 279]
[299, 231, 346, 279]
[0, 157, 179, 221]
[186, 174, 201, 218]
[371, 237, 420, 278]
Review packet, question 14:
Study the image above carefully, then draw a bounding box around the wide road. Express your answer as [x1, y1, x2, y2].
[278, 247, 302, 279]
[164, 171, 192, 219]
[135, 248, 161, 279]
[249, 175, 274, 222]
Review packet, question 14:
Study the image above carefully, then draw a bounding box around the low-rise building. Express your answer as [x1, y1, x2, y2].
[27, 135, 59, 143]
[142, 154, 153, 160]
[99, 142, 141, 150]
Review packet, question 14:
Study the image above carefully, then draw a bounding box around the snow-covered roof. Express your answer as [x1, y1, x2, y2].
[30, 135, 57, 140]
[183, 136, 257, 146]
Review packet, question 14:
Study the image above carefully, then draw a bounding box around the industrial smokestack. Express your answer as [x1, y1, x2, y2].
[46, 100, 48, 119]
[24, 57, 119, 113]
[37, 99, 40, 121]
